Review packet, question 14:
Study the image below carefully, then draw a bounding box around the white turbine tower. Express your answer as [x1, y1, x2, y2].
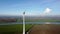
[23, 11, 25, 34]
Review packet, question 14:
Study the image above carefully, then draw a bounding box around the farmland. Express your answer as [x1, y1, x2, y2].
[0, 16, 60, 34]
[0, 24, 23, 34]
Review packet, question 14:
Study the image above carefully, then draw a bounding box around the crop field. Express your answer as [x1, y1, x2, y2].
[28, 24, 60, 34]
[25, 19, 60, 22]
[25, 24, 33, 32]
[0, 24, 23, 34]
[0, 24, 34, 34]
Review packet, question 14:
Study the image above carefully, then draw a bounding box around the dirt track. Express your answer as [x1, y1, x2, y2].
[29, 24, 60, 34]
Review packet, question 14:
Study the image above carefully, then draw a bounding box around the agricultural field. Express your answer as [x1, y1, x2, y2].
[28, 24, 60, 34]
[0, 23, 34, 34]
[25, 19, 60, 22]
[0, 24, 23, 34]
[25, 24, 34, 32]
[0, 16, 60, 34]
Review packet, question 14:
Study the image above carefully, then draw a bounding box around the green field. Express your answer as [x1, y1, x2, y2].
[0, 24, 33, 34]
[25, 19, 60, 22]
[25, 24, 33, 32]
[0, 24, 23, 34]
[16, 18, 60, 22]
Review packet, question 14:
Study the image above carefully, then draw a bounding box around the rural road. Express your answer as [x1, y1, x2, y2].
[28, 24, 60, 34]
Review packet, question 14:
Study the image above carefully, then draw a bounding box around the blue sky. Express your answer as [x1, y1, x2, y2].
[0, 0, 60, 16]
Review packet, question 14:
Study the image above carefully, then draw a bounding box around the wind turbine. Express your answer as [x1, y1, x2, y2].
[23, 11, 25, 34]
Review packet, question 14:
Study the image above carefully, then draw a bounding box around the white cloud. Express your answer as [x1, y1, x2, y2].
[40, 8, 52, 16]
[44, 8, 52, 14]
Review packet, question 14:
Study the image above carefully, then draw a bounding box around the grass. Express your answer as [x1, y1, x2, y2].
[25, 24, 33, 32]
[0, 24, 33, 34]
[25, 19, 60, 22]
[0, 24, 23, 34]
